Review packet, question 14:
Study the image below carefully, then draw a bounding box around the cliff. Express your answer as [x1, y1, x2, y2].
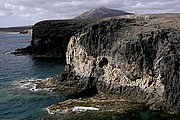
[12, 7, 132, 58]
[13, 19, 95, 58]
[62, 14, 180, 114]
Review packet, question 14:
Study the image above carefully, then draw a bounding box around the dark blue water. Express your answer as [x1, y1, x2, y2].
[0, 33, 67, 119]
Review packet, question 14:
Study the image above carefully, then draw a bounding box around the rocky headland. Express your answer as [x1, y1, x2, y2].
[12, 19, 96, 58]
[9, 7, 180, 118]
[65, 13, 180, 113]
[12, 7, 131, 58]
[32, 13, 180, 119]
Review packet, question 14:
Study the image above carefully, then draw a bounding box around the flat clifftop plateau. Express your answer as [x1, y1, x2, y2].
[12, 19, 96, 57]
[63, 14, 180, 114]
[0, 26, 32, 34]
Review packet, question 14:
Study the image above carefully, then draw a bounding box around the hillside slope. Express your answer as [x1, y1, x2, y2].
[75, 7, 132, 19]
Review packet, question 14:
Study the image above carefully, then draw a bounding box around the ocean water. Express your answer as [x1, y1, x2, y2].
[0, 33, 67, 119]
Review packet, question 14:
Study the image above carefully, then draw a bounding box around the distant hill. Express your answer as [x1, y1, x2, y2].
[74, 7, 132, 19]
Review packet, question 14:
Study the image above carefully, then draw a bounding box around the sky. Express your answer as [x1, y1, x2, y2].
[0, 0, 180, 27]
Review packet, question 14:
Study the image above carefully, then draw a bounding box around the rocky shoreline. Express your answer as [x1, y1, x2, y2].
[11, 13, 180, 119]
[35, 77, 180, 120]
[44, 93, 147, 119]
[29, 14, 180, 119]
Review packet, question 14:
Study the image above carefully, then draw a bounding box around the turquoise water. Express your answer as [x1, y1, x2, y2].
[0, 33, 67, 119]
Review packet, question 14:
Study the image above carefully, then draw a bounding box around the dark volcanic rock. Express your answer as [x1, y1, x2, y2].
[65, 14, 180, 114]
[13, 7, 132, 58]
[13, 19, 95, 58]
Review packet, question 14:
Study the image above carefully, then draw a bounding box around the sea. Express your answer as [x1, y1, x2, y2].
[0, 33, 67, 119]
[1, 33, 180, 120]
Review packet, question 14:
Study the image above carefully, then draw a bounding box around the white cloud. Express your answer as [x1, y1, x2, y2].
[0, 0, 180, 27]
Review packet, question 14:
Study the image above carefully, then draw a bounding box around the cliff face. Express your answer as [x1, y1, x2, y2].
[66, 14, 180, 114]
[13, 19, 95, 58]
[12, 7, 131, 58]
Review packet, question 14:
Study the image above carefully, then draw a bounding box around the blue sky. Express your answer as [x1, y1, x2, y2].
[0, 0, 180, 27]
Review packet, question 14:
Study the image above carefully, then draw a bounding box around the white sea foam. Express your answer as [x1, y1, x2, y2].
[29, 84, 38, 91]
[45, 107, 69, 114]
[72, 106, 99, 112]
[5, 51, 14, 55]
[12, 78, 52, 92]
[46, 107, 55, 115]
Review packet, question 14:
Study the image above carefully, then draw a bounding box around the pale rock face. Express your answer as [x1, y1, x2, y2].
[67, 35, 94, 77]
[66, 14, 180, 113]
[67, 32, 164, 104]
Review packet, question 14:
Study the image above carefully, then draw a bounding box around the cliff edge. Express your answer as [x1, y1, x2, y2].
[64, 14, 180, 114]
[13, 19, 95, 58]
[12, 7, 131, 58]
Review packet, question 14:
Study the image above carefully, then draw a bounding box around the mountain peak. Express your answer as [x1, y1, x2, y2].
[91, 6, 108, 10]
[74, 7, 132, 19]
